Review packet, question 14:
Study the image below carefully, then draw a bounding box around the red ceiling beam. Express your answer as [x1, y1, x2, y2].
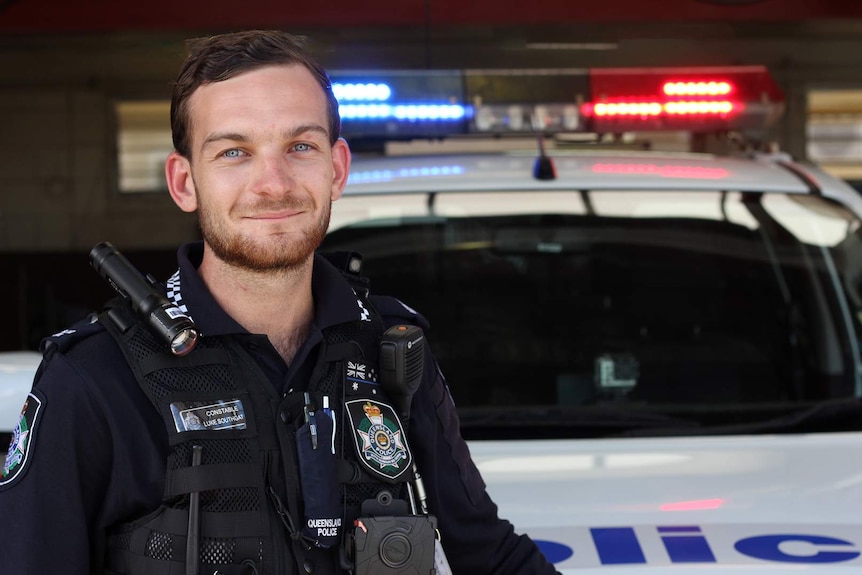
[2, 0, 862, 34]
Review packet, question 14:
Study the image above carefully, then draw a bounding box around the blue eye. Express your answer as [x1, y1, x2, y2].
[294, 143, 312, 152]
[223, 149, 242, 158]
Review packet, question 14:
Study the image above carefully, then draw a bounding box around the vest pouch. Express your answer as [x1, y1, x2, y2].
[104, 503, 266, 575]
[295, 395, 342, 548]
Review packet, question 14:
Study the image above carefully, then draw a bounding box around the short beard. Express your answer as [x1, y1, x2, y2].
[197, 193, 331, 273]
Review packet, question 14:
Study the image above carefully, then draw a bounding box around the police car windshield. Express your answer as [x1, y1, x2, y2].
[322, 188, 862, 439]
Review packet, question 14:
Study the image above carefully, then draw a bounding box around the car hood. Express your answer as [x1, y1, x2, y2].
[0, 351, 41, 432]
[469, 432, 862, 573]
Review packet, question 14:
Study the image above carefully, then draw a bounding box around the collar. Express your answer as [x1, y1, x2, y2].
[167, 241, 366, 337]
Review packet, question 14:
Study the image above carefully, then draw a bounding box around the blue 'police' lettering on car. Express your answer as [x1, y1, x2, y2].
[530, 525, 862, 567]
[658, 526, 716, 563]
[735, 534, 861, 564]
[532, 540, 573, 564]
[592, 528, 646, 564]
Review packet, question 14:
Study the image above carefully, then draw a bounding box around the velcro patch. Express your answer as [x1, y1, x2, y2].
[1, 392, 43, 488]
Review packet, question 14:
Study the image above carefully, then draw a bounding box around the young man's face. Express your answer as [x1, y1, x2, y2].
[166, 64, 350, 272]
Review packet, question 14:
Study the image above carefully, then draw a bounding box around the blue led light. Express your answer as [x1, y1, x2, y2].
[393, 104, 467, 120]
[332, 82, 392, 102]
[347, 165, 465, 184]
[340, 103, 469, 122]
[347, 169, 394, 183]
[339, 104, 392, 119]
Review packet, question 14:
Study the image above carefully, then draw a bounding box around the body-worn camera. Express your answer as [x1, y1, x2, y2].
[351, 514, 437, 575]
[348, 490, 437, 575]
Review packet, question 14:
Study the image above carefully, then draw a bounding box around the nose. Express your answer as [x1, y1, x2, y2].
[250, 151, 294, 197]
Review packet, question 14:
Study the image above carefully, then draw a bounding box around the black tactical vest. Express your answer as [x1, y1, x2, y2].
[98, 286, 421, 575]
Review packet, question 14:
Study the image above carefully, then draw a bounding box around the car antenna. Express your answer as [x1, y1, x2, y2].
[533, 136, 556, 181]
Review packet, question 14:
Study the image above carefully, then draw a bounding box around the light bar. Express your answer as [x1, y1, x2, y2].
[327, 66, 784, 140]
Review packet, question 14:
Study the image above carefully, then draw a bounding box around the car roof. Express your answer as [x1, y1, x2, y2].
[344, 149, 862, 213]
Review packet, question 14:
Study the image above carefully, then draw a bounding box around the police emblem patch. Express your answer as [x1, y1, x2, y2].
[345, 399, 412, 482]
[1, 392, 43, 488]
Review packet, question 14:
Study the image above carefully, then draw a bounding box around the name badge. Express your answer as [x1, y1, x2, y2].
[169, 399, 248, 432]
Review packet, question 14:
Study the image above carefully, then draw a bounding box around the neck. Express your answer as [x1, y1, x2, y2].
[199, 250, 315, 365]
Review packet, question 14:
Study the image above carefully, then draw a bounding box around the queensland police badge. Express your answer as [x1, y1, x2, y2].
[1, 392, 43, 488]
[345, 399, 412, 482]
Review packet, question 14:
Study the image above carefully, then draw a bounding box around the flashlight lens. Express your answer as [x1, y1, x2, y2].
[171, 329, 199, 356]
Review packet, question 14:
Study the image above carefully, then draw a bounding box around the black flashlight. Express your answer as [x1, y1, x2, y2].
[89, 241, 199, 356]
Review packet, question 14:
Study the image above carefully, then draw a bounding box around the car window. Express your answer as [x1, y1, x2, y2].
[322, 189, 862, 439]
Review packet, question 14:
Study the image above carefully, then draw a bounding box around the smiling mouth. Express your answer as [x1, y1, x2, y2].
[245, 209, 304, 220]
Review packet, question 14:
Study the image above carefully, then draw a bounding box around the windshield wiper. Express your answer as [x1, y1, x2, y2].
[459, 399, 862, 440]
[609, 398, 862, 438]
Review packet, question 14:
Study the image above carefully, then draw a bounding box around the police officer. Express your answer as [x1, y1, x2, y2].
[0, 30, 560, 575]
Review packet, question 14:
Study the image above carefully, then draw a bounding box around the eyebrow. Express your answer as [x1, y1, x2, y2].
[200, 123, 330, 152]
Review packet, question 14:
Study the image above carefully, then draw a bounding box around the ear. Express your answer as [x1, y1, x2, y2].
[165, 151, 198, 213]
[329, 138, 351, 202]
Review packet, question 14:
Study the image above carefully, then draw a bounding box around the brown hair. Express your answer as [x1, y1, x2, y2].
[170, 30, 341, 158]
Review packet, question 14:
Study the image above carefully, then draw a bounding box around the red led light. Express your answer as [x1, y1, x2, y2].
[665, 101, 734, 115]
[584, 66, 783, 131]
[591, 101, 736, 118]
[663, 81, 733, 97]
[593, 102, 662, 117]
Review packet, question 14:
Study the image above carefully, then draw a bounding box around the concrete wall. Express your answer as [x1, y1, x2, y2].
[0, 34, 197, 252]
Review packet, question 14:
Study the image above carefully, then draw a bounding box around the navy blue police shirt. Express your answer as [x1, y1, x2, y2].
[0, 241, 558, 575]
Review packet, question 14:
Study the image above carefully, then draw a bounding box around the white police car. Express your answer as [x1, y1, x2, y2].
[323, 148, 862, 573]
[319, 66, 862, 572]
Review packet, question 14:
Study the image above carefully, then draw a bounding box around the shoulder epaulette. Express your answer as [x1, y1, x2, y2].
[319, 249, 430, 329]
[369, 294, 431, 330]
[39, 313, 105, 356]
